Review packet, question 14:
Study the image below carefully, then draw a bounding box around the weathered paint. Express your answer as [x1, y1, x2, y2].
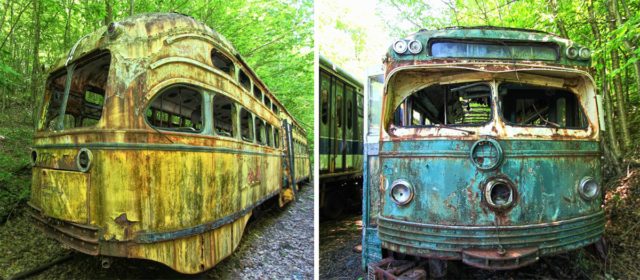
[363, 27, 603, 271]
[29, 13, 310, 274]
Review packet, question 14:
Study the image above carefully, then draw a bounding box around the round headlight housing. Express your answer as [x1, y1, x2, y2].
[408, 40, 423, 54]
[390, 180, 413, 206]
[393, 40, 408, 54]
[579, 48, 591, 60]
[76, 148, 92, 172]
[578, 177, 599, 200]
[566, 46, 578, 59]
[484, 178, 516, 210]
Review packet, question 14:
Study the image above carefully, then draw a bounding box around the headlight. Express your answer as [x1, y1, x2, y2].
[566, 46, 578, 59]
[390, 179, 413, 206]
[578, 177, 599, 200]
[408, 40, 422, 54]
[76, 148, 92, 172]
[393, 40, 408, 54]
[579, 48, 591, 60]
[484, 178, 515, 210]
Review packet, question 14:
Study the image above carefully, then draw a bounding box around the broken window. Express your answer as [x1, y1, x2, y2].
[264, 96, 271, 110]
[40, 51, 111, 131]
[239, 70, 251, 91]
[145, 85, 203, 132]
[240, 108, 253, 142]
[211, 49, 234, 76]
[213, 94, 236, 137]
[274, 128, 280, 148]
[253, 85, 263, 102]
[499, 82, 587, 128]
[393, 82, 492, 127]
[266, 124, 273, 147]
[255, 117, 266, 145]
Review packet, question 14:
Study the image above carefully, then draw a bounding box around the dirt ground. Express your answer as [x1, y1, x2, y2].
[0, 184, 314, 279]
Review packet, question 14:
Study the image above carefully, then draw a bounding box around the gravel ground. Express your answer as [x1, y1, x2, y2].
[319, 213, 606, 280]
[0, 184, 313, 279]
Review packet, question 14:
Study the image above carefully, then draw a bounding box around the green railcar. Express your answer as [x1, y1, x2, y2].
[363, 27, 605, 277]
[319, 55, 364, 218]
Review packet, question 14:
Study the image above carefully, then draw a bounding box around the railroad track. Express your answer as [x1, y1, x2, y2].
[8, 252, 76, 280]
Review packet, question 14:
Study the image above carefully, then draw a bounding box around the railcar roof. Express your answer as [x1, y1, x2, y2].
[387, 26, 590, 68]
[48, 12, 307, 134]
[319, 54, 364, 90]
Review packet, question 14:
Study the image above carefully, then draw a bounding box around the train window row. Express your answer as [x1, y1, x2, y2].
[319, 71, 359, 131]
[146, 85, 281, 148]
[211, 48, 280, 116]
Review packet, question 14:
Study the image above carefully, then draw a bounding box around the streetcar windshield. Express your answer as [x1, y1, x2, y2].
[40, 51, 111, 131]
[499, 82, 587, 129]
[392, 81, 492, 127]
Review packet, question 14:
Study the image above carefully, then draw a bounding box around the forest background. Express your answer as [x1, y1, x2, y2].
[0, 0, 314, 222]
[319, 0, 640, 277]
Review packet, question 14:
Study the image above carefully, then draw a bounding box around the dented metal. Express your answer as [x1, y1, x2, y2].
[29, 13, 310, 274]
[363, 27, 604, 273]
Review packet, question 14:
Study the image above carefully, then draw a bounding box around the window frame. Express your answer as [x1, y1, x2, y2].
[143, 84, 205, 134]
[212, 93, 237, 138]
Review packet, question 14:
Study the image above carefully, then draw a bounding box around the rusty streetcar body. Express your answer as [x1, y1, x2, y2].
[28, 13, 310, 274]
[363, 27, 605, 277]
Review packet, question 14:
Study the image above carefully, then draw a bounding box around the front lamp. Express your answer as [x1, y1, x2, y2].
[578, 177, 600, 200]
[390, 180, 414, 206]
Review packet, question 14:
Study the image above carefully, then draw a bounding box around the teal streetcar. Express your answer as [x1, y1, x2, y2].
[362, 27, 606, 278]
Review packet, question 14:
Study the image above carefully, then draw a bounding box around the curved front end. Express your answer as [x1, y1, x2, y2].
[378, 139, 604, 270]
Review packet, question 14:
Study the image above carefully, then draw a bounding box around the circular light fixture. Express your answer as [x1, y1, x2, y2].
[578, 176, 599, 200]
[579, 48, 591, 60]
[470, 139, 504, 171]
[408, 40, 423, 54]
[30, 150, 37, 166]
[107, 22, 121, 38]
[484, 178, 516, 210]
[390, 179, 413, 206]
[393, 40, 408, 54]
[566, 46, 578, 59]
[76, 148, 92, 172]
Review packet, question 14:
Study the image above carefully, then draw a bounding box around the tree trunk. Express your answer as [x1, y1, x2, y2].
[611, 0, 640, 108]
[129, 0, 134, 16]
[550, 0, 569, 38]
[104, 0, 113, 26]
[63, 0, 73, 49]
[588, 0, 622, 166]
[606, 1, 633, 150]
[30, 0, 41, 126]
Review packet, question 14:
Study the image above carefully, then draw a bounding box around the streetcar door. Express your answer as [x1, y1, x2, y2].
[362, 66, 384, 269]
[280, 120, 296, 206]
[319, 71, 331, 174]
[333, 79, 345, 172]
[344, 84, 355, 171]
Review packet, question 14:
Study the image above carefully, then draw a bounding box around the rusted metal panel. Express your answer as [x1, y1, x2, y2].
[364, 27, 604, 272]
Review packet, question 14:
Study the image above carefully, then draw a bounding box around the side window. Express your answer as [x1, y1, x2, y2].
[320, 71, 330, 124]
[253, 85, 263, 102]
[336, 80, 344, 128]
[273, 104, 279, 114]
[213, 94, 236, 137]
[255, 117, 266, 145]
[264, 96, 271, 109]
[266, 124, 273, 147]
[347, 99, 353, 129]
[146, 85, 203, 132]
[240, 108, 253, 141]
[211, 50, 234, 76]
[274, 128, 280, 148]
[239, 70, 251, 91]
